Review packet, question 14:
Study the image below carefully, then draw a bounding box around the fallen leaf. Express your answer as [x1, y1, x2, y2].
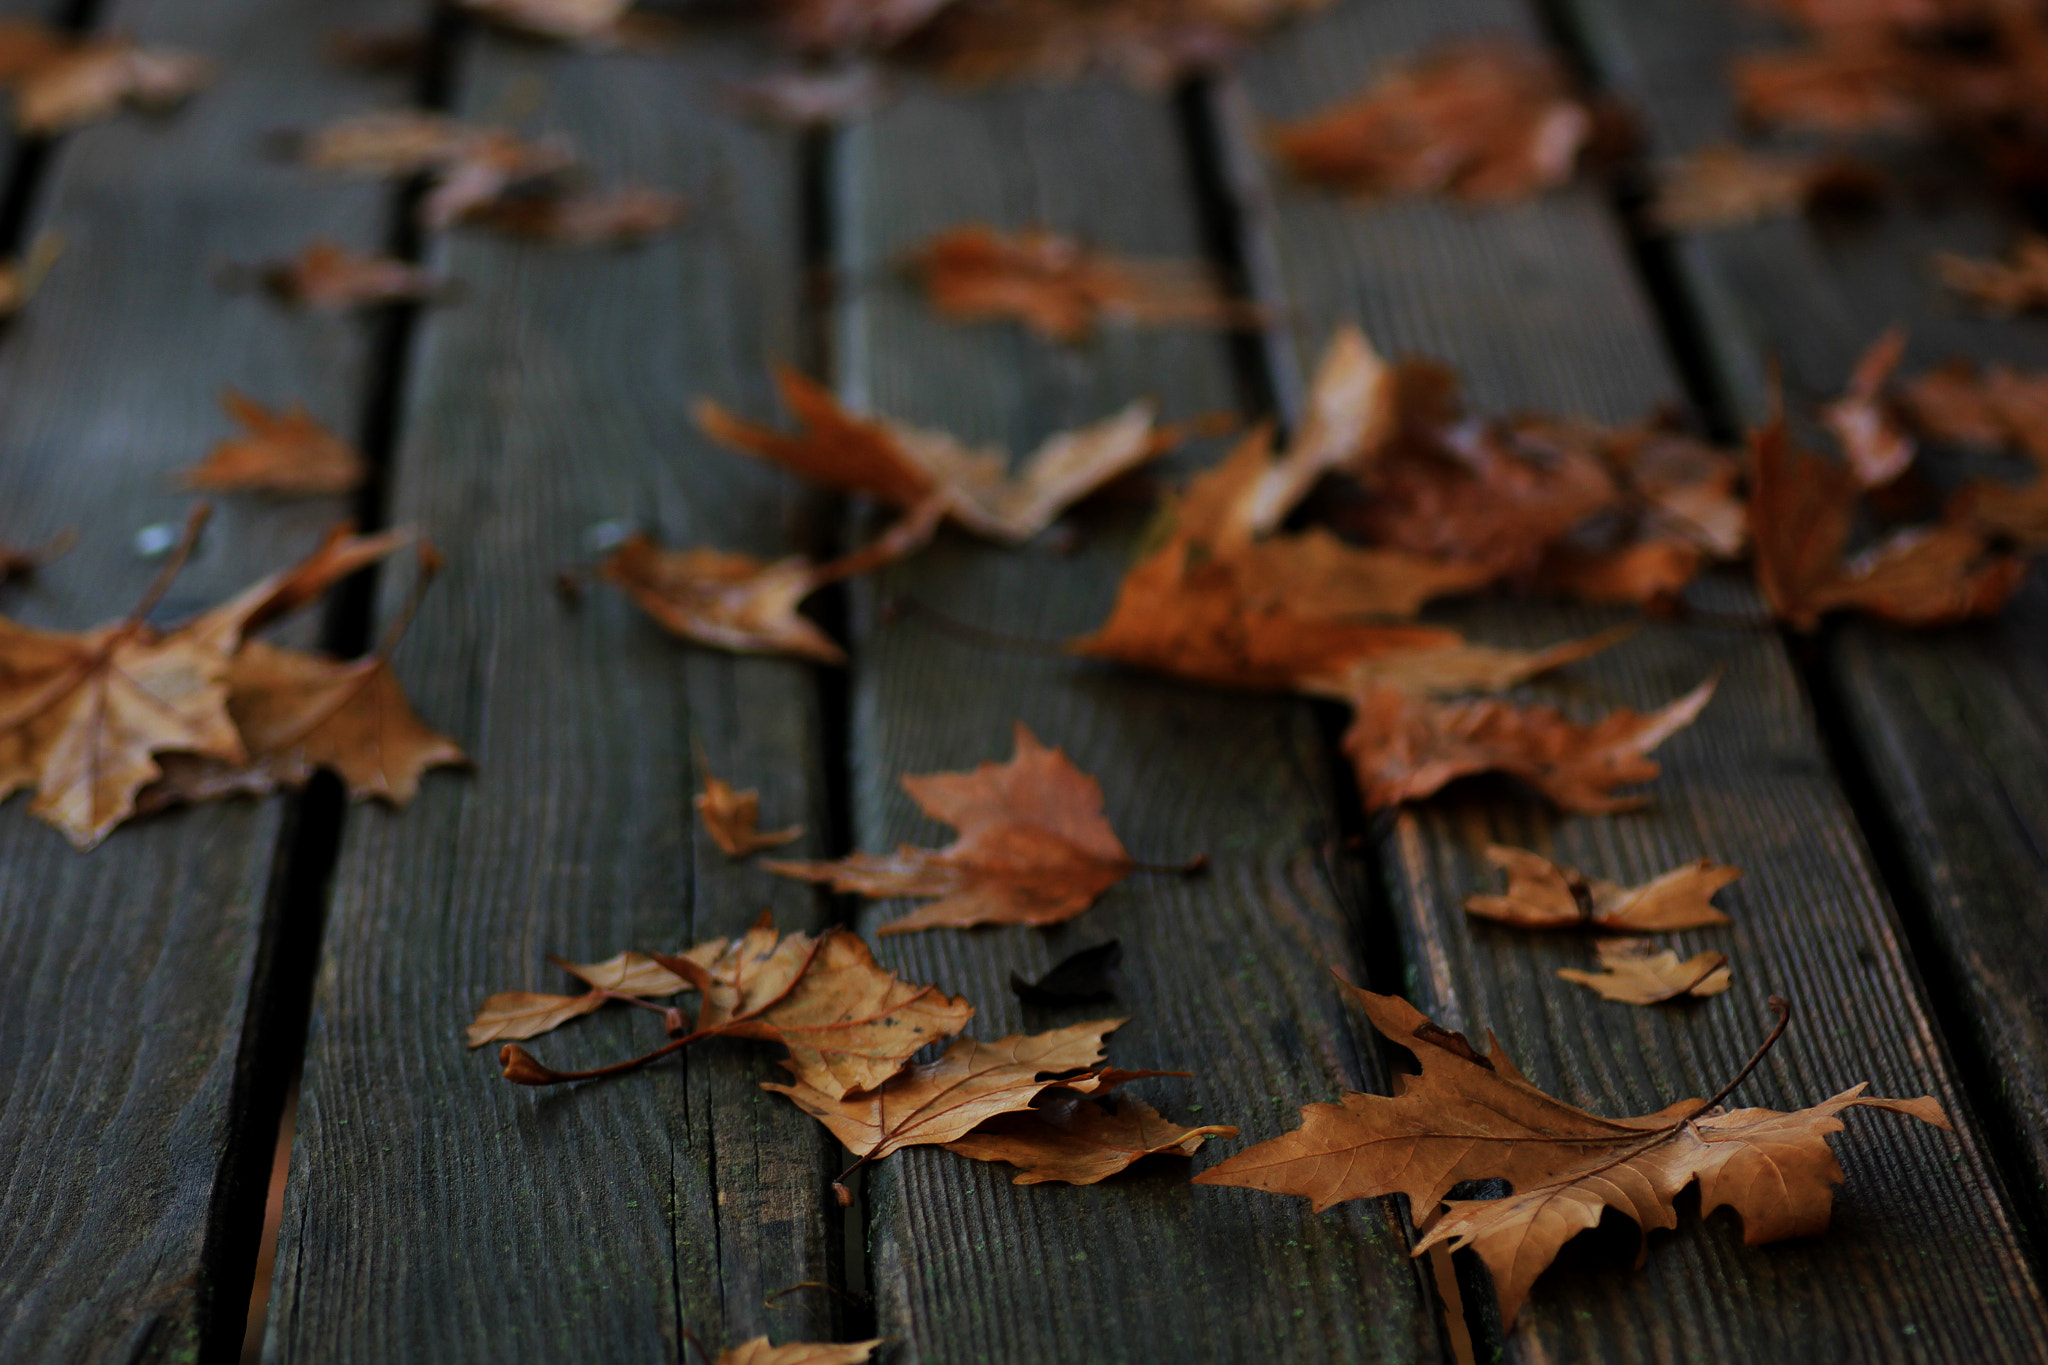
[767, 722, 1140, 933]
[945, 1086, 1237, 1184]
[457, 0, 633, 42]
[1532, 539, 1704, 607]
[907, 0, 1336, 90]
[1195, 985, 1950, 1328]
[180, 391, 366, 497]
[0, 231, 59, 317]
[1821, 325, 1914, 487]
[907, 224, 1253, 343]
[251, 240, 442, 311]
[287, 111, 581, 233]
[697, 366, 1179, 542]
[1809, 523, 2027, 625]
[1950, 475, 2048, 549]
[1938, 236, 2048, 314]
[697, 772, 803, 856]
[1558, 938, 1732, 1004]
[716, 1339, 880, 1365]
[719, 65, 889, 126]
[1302, 628, 1630, 702]
[1464, 844, 1738, 931]
[762, 1018, 1124, 1197]
[598, 497, 941, 663]
[1648, 143, 1881, 231]
[13, 36, 210, 134]
[1272, 42, 1591, 202]
[1011, 939, 1122, 1004]
[465, 948, 698, 1047]
[1900, 360, 2048, 465]
[326, 26, 428, 72]
[1732, 38, 1927, 135]
[1340, 677, 1716, 813]
[1243, 325, 1398, 537]
[777, 0, 960, 51]
[465, 184, 685, 246]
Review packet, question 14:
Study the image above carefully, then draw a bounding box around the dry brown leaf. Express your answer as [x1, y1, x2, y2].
[0, 231, 59, 317]
[1301, 628, 1630, 702]
[906, 0, 1334, 88]
[254, 240, 442, 311]
[719, 66, 889, 127]
[1341, 677, 1716, 813]
[1648, 143, 1880, 231]
[599, 498, 941, 663]
[762, 1018, 1124, 1197]
[777, 0, 960, 51]
[698, 366, 1178, 542]
[1558, 938, 1733, 1004]
[1951, 476, 2048, 549]
[908, 224, 1253, 343]
[1465, 844, 1738, 931]
[1195, 985, 1950, 1328]
[697, 772, 803, 857]
[288, 112, 582, 233]
[1732, 38, 1928, 135]
[768, 722, 1140, 933]
[1822, 325, 1914, 487]
[1532, 540, 1704, 607]
[465, 185, 685, 246]
[945, 1085, 1237, 1184]
[1938, 236, 2048, 314]
[716, 1339, 880, 1365]
[14, 37, 210, 134]
[326, 26, 428, 73]
[1901, 360, 2048, 465]
[181, 390, 366, 497]
[457, 0, 633, 42]
[1809, 523, 2027, 624]
[468, 941, 719, 1047]
[1272, 42, 1590, 202]
[1244, 325, 1398, 536]
[292, 110, 480, 175]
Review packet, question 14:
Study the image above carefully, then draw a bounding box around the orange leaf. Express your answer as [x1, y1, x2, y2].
[1464, 844, 1737, 931]
[715, 1339, 880, 1365]
[1821, 324, 1914, 487]
[696, 772, 803, 857]
[1938, 235, 2048, 315]
[182, 390, 367, 497]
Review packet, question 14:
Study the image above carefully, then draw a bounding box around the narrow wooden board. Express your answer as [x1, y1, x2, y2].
[265, 24, 850, 1365]
[1558, 0, 2048, 1211]
[0, 0, 420, 1357]
[1220, 0, 2048, 1357]
[832, 77, 1442, 1365]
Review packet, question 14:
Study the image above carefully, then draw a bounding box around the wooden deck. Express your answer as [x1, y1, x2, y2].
[2, 0, 2046, 1362]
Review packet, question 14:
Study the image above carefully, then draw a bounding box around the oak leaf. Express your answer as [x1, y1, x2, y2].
[1938, 235, 2048, 314]
[944, 1085, 1237, 1184]
[1557, 938, 1732, 1004]
[697, 772, 803, 857]
[181, 391, 366, 497]
[767, 722, 1140, 933]
[1272, 43, 1590, 202]
[1195, 984, 1950, 1328]
[1821, 325, 1914, 487]
[598, 498, 940, 663]
[1341, 677, 1715, 813]
[907, 225, 1253, 343]
[251, 240, 443, 311]
[1464, 844, 1737, 931]
[696, 366, 1177, 543]
[716, 1339, 879, 1365]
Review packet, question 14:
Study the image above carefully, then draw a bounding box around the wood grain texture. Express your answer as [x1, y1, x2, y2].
[833, 76, 1441, 1365]
[0, 0, 420, 1358]
[1558, 0, 2048, 1212]
[265, 23, 850, 1365]
[1223, 0, 2048, 1358]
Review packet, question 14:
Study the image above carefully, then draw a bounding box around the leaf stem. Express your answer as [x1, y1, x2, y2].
[1689, 995, 1791, 1118]
[126, 503, 211, 627]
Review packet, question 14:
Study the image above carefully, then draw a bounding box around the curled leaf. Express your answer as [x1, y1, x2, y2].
[944, 1087, 1237, 1184]
[1557, 938, 1733, 1004]
[696, 772, 803, 857]
[1464, 844, 1738, 931]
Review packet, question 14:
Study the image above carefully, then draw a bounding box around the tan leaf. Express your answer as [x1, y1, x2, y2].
[696, 772, 803, 857]
[466, 942, 716, 1047]
[907, 224, 1254, 343]
[1341, 677, 1715, 813]
[1821, 325, 1914, 487]
[1300, 627, 1629, 702]
[599, 498, 940, 663]
[1272, 42, 1590, 202]
[1938, 235, 2048, 315]
[255, 240, 442, 311]
[768, 722, 1138, 933]
[716, 1336, 880, 1365]
[1464, 844, 1738, 931]
[944, 1087, 1237, 1184]
[14, 38, 210, 134]
[292, 110, 479, 175]
[181, 390, 366, 497]
[1195, 985, 1950, 1328]
[1243, 325, 1398, 536]
[1557, 938, 1732, 1004]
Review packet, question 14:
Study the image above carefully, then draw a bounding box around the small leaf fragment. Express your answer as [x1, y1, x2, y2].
[696, 772, 803, 857]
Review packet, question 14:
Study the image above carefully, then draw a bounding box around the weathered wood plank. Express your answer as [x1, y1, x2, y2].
[1221, 0, 2048, 1356]
[834, 77, 1442, 1364]
[266, 24, 847, 1365]
[0, 0, 421, 1357]
[1558, 0, 2048, 1214]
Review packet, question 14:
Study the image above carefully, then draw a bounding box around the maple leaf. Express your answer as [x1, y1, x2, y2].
[1939, 235, 2048, 313]
[1821, 325, 1914, 487]
[466, 948, 699, 1047]
[944, 1083, 1237, 1184]
[696, 366, 1179, 543]
[598, 498, 941, 663]
[1648, 143, 1881, 231]
[1557, 938, 1732, 1004]
[1271, 42, 1591, 203]
[9, 34, 210, 134]
[716, 1337, 879, 1365]
[180, 390, 366, 497]
[906, 224, 1254, 343]
[696, 771, 803, 857]
[762, 1018, 1123, 1200]
[1464, 844, 1738, 931]
[249, 240, 442, 311]
[768, 722, 1145, 933]
[1341, 677, 1716, 813]
[1195, 984, 1951, 1328]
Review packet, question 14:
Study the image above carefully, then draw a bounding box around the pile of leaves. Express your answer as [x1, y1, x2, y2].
[471, 912, 1234, 1200]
